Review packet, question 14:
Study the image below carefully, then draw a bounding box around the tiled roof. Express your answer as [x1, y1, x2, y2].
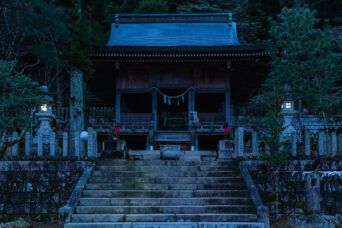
[107, 13, 240, 47]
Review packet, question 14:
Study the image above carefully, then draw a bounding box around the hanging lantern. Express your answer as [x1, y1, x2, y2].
[168, 97, 171, 105]
[163, 95, 167, 104]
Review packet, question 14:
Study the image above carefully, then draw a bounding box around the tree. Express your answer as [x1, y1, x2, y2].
[249, 6, 341, 165]
[268, 6, 342, 117]
[135, 0, 168, 13]
[0, 61, 40, 157]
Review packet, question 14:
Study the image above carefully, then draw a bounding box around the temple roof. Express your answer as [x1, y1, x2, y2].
[107, 13, 240, 47]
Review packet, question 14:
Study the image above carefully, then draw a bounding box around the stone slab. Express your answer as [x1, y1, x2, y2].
[199, 222, 264, 228]
[65, 222, 131, 228]
[133, 223, 197, 228]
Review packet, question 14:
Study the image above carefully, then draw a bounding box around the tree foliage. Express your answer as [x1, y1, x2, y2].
[0, 61, 40, 156]
[249, 6, 341, 165]
[268, 6, 342, 115]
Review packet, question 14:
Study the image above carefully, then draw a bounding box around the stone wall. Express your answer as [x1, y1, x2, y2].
[0, 160, 93, 220]
[247, 159, 342, 217]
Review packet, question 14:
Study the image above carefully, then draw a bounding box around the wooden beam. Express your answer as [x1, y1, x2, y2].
[152, 90, 157, 130]
[116, 90, 121, 123]
[226, 71, 231, 124]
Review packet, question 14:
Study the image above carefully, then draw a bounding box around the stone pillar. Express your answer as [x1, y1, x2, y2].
[318, 131, 325, 156]
[11, 132, 18, 157]
[326, 133, 332, 156]
[93, 131, 98, 157]
[63, 132, 68, 157]
[291, 133, 297, 157]
[70, 69, 84, 156]
[25, 132, 31, 157]
[305, 131, 311, 157]
[331, 131, 337, 157]
[305, 173, 321, 213]
[152, 90, 157, 130]
[235, 127, 244, 157]
[188, 89, 194, 130]
[87, 127, 94, 158]
[115, 90, 121, 124]
[74, 131, 80, 158]
[49, 132, 56, 157]
[252, 131, 259, 157]
[37, 132, 43, 157]
[338, 133, 342, 156]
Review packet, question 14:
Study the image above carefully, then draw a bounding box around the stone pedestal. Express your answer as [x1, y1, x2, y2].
[252, 131, 259, 157]
[305, 131, 311, 157]
[305, 173, 321, 213]
[234, 127, 244, 158]
[218, 140, 234, 159]
[318, 132, 326, 156]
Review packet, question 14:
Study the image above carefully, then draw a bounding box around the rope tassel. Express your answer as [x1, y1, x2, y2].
[163, 95, 167, 104]
[168, 97, 171, 106]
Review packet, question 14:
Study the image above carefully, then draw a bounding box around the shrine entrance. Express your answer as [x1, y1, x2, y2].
[157, 89, 188, 130]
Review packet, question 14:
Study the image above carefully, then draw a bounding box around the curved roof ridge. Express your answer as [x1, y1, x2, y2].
[115, 13, 233, 24]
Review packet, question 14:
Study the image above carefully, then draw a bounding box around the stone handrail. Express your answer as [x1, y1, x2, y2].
[239, 161, 270, 228]
[59, 165, 94, 227]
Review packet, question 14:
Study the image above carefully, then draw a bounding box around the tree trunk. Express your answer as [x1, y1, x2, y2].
[69, 69, 84, 157]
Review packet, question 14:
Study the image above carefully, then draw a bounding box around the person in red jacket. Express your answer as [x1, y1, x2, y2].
[224, 124, 230, 139]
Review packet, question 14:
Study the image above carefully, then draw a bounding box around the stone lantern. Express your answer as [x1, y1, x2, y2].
[36, 86, 55, 138]
[280, 85, 297, 137]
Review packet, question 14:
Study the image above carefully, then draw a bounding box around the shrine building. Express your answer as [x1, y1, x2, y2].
[88, 13, 268, 152]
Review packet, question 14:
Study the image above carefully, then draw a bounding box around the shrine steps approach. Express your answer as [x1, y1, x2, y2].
[64, 160, 264, 228]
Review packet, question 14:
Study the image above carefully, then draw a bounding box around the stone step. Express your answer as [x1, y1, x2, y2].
[82, 190, 250, 198]
[91, 171, 238, 178]
[93, 166, 237, 172]
[75, 205, 256, 214]
[96, 160, 235, 166]
[85, 183, 246, 191]
[71, 213, 258, 223]
[88, 176, 244, 184]
[79, 197, 253, 206]
[65, 222, 264, 228]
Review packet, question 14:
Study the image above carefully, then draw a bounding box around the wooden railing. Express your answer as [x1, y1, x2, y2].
[120, 113, 153, 132]
[197, 113, 226, 132]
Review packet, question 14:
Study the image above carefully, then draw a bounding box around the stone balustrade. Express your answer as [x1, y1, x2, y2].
[8, 129, 98, 159]
[219, 126, 342, 159]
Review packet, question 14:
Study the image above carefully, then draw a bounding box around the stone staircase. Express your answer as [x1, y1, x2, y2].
[64, 160, 264, 228]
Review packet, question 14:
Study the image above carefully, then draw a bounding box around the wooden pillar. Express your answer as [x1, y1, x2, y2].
[152, 90, 157, 130]
[188, 89, 195, 130]
[116, 90, 121, 124]
[226, 65, 231, 124]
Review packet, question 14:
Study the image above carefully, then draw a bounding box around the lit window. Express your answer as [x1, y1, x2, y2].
[285, 102, 292, 109]
[40, 104, 48, 111]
